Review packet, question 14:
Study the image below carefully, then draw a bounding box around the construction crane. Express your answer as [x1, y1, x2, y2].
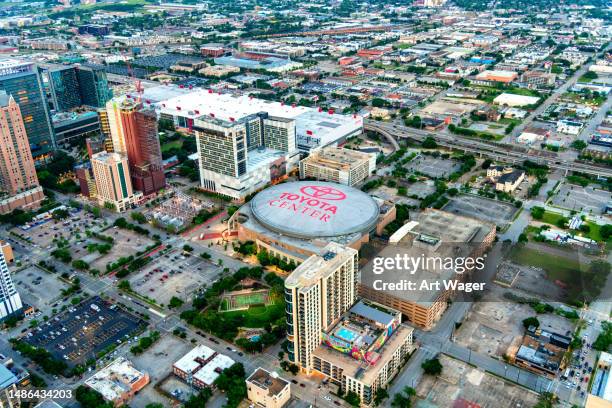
[124, 56, 143, 101]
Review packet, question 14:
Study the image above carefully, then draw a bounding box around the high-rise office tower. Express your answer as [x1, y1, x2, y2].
[284, 243, 359, 372]
[75, 65, 112, 108]
[48, 66, 82, 111]
[0, 91, 45, 214]
[0, 250, 23, 321]
[47, 65, 112, 111]
[0, 59, 55, 159]
[91, 151, 142, 212]
[106, 98, 165, 195]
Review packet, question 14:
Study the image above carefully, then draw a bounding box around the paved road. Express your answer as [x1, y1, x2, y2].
[365, 121, 612, 178]
[507, 62, 595, 142]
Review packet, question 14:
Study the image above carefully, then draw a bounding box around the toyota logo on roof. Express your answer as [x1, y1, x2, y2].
[300, 185, 347, 201]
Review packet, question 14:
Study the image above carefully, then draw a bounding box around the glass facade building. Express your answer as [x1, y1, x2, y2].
[0, 59, 55, 158]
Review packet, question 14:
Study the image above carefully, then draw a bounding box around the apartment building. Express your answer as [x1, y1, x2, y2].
[91, 152, 142, 212]
[0, 91, 44, 214]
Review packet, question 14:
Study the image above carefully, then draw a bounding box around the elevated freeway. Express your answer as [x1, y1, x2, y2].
[365, 120, 612, 178]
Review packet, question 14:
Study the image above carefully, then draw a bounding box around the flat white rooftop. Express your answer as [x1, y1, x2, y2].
[159, 88, 363, 150]
[173, 344, 215, 373]
[192, 353, 234, 386]
[84, 357, 147, 403]
[173, 344, 235, 386]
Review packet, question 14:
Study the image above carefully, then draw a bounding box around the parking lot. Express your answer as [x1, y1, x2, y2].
[550, 183, 611, 215]
[415, 355, 540, 408]
[130, 334, 194, 408]
[405, 155, 461, 178]
[83, 228, 155, 272]
[24, 296, 146, 367]
[13, 210, 101, 249]
[370, 185, 421, 207]
[128, 250, 222, 306]
[407, 180, 437, 198]
[13, 265, 68, 311]
[443, 194, 518, 227]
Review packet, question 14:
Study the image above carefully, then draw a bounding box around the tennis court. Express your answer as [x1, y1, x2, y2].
[220, 289, 272, 312]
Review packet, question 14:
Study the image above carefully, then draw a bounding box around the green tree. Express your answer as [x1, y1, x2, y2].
[530, 206, 545, 220]
[131, 212, 147, 224]
[391, 386, 415, 407]
[522, 316, 540, 329]
[118, 280, 131, 291]
[422, 136, 437, 149]
[344, 390, 361, 407]
[169, 296, 184, 309]
[75, 385, 113, 408]
[421, 358, 442, 376]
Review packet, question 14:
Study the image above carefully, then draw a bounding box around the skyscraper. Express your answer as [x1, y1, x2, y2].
[76, 65, 112, 108]
[284, 242, 415, 406]
[91, 151, 142, 212]
[0, 91, 45, 214]
[285, 243, 359, 371]
[0, 249, 23, 321]
[0, 59, 55, 159]
[48, 66, 82, 111]
[47, 65, 113, 111]
[106, 98, 165, 196]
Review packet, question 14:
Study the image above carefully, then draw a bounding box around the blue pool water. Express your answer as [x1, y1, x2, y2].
[250, 335, 261, 342]
[336, 327, 358, 342]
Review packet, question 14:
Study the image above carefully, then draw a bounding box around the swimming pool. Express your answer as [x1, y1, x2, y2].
[336, 327, 358, 342]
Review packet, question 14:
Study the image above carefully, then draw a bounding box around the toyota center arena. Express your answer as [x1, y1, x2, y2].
[229, 181, 396, 263]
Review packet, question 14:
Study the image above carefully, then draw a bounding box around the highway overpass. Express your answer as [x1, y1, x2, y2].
[364, 121, 612, 178]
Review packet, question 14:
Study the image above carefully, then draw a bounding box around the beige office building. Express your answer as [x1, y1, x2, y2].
[246, 368, 291, 408]
[0, 91, 44, 214]
[91, 152, 142, 212]
[299, 147, 376, 186]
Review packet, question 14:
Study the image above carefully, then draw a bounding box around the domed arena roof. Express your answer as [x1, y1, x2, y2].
[249, 181, 379, 240]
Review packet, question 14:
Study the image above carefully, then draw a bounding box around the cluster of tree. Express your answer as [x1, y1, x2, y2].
[257, 249, 297, 272]
[214, 363, 248, 408]
[51, 248, 72, 263]
[448, 124, 496, 140]
[178, 160, 200, 182]
[420, 180, 448, 209]
[391, 386, 416, 407]
[184, 388, 213, 408]
[36, 151, 79, 194]
[235, 326, 281, 353]
[130, 331, 160, 354]
[180, 266, 285, 342]
[449, 154, 476, 182]
[192, 208, 220, 226]
[384, 204, 410, 235]
[114, 217, 150, 236]
[10, 339, 67, 375]
[75, 385, 113, 408]
[421, 357, 443, 375]
[521, 161, 548, 198]
[522, 316, 540, 330]
[280, 360, 299, 375]
[593, 321, 612, 352]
